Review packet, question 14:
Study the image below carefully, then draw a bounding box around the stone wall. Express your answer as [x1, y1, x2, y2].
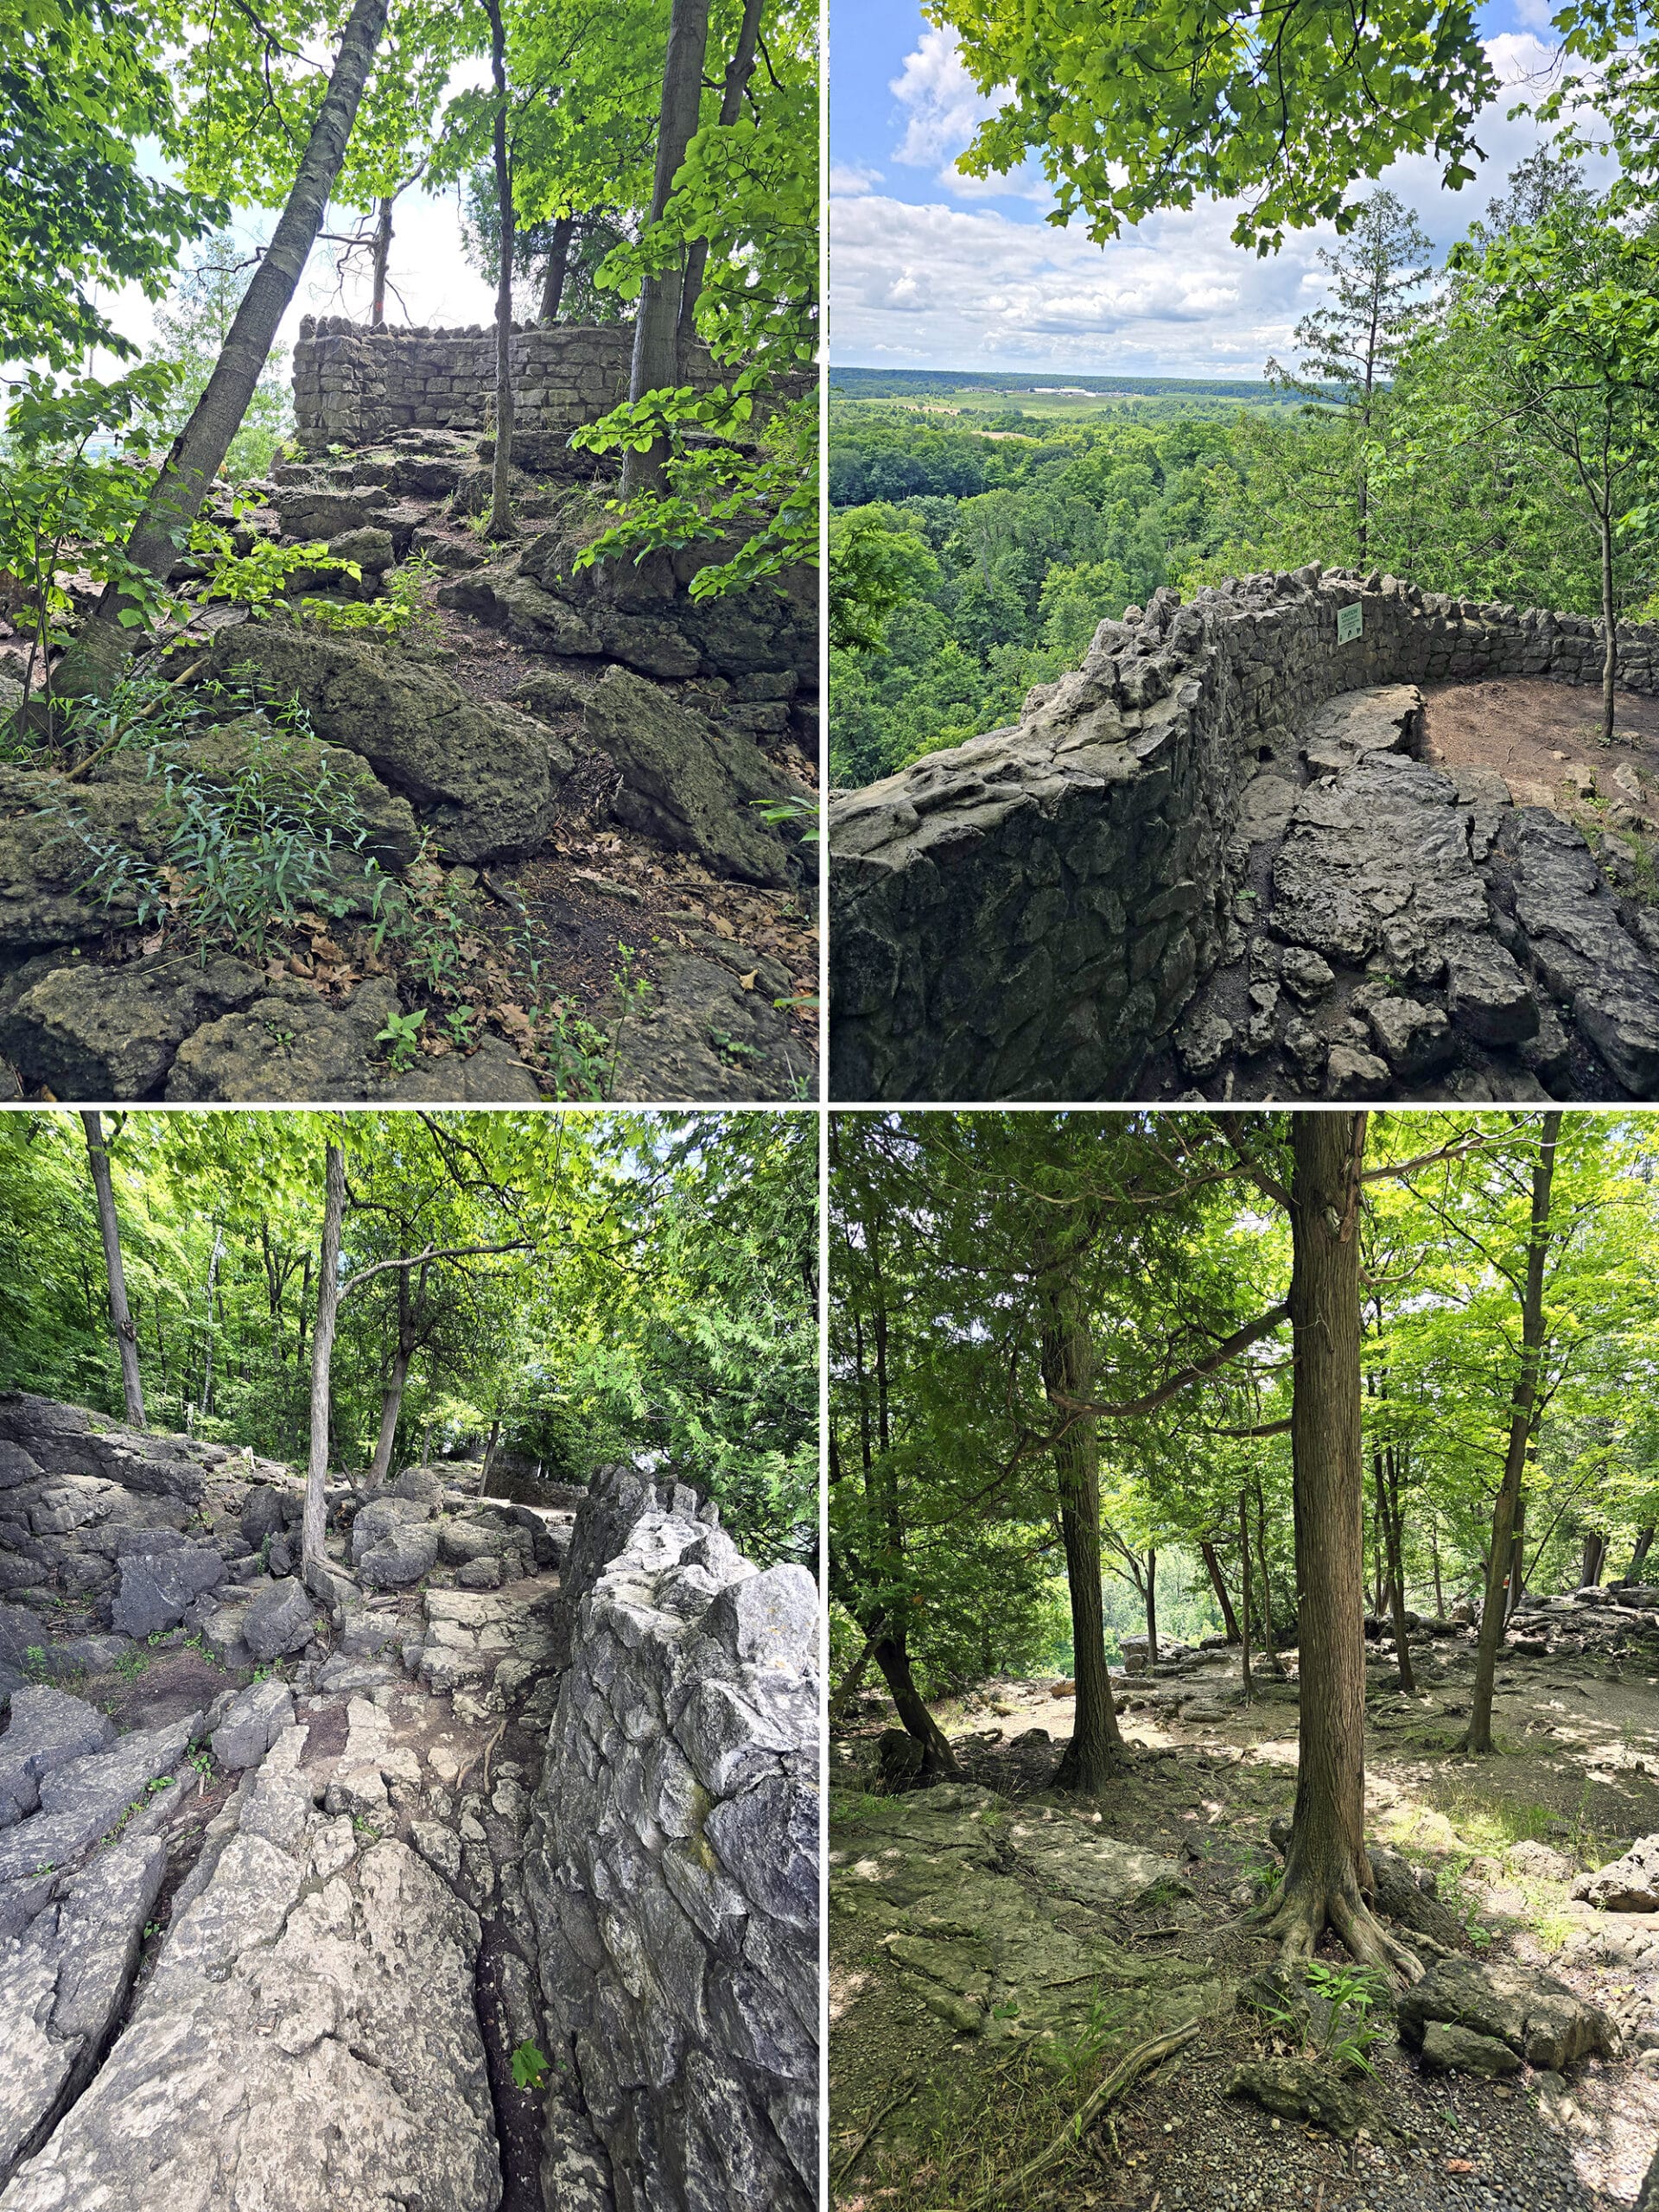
[291, 318, 717, 451]
[523, 1463, 819, 2212]
[830, 563, 1659, 1101]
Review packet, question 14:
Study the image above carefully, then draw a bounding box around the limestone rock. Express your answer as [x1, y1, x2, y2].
[0, 955, 265, 1102]
[1226, 2058, 1371, 2139]
[582, 667, 804, 887]
[110, 1544, 224, 1637]
[0, 1691, 116, 1829]
[241, 1580, 316, 1663]
[212, 1677, 296, 1770]
[1419, 2021, 1522, 2076]
[357, 1524, 439, 1589]
[164, 976, 402, 1102]
[200, 626, 570, 865]
[0, 1714, 197, 1883]
[608, 954, 801, 1103]
[1444, 934, 1539, 1046]
[1364, 995, 1454, 1082]
[1573, 1833, 1659, 1911]
[1396, 1955, 1611, 2070]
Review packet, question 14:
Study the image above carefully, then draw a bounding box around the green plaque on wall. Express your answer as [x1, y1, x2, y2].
[1337, 602, 1363, 644]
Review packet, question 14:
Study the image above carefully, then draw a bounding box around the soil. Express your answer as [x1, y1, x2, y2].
[1422, 677, 1659, 813]
[830, 1631, 1659, 2212]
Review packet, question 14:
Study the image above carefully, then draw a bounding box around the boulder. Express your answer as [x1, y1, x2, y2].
[380, 1033, 543, 1102]
[164, 976, 402, 1103]
[200, 626, 571, 864]
[1419, 2022, 1522, 2076]
[1225, 2058, 1370, 2139]
[212, 1677, 296, 1770]
[1573, 1833, 1659, 1911]
[357, 1525, 440, 1590]
[0, 1689, 117, 1827]
[1364, 995, 1455, 1083]
[582, 667, 804, 887]
[326, 525, 396, 573]
[1444, 934, 1540, 1046]
[241, 1580, 317, 1664]
[0, 954, 265, 1102]
[110, 1545, 225, 1637]
[455, 1555, 501, 1590]
[607, 954, 801, 1103]
[0, 1713, 198, 1883]
[1396, 1955, 1611, 2071]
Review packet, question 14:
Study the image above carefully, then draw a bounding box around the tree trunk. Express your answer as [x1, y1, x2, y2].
[1255, 1473, 1285, 1675]
[1431, 1512, 1444, 1619]
[371, 194, 393, 324]
[620, 0, 711, 496]
[480, 1416, 502, 1493]
[1201, 1539, 1242, 1643]
[302, 1144, 346, 1591]
[540, 211, 575, 322]
[484, 0, 517, 540]
[1238, 1491, 1254, 1705]
[57, 0, 391, 699]
[1601, 509, 1618, 747]
[1465, 1113, 1560, 1754]
[873, 1634, 959, 1779]
[1376, 1448, 1416, 1694]
[830, 1635, 875, 1725]
[675, 0, 763, 360]
[1583, 1532, 1606, 1588]
[1507, 1489, 1528, 1618]
[368, 1344, 411, 1489]
[1256, 1111, 1420, 1980]
[1144, 1547, 1159, 1666]
[1619, 1529, 1654, 1587]
[201, 1224, 225, 1415]
[1039, 1259, 1127, 1793]
[79, 1112, 145, 1427]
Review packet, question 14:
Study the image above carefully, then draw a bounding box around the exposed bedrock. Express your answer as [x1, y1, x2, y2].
[830, 565, 1659, 1101]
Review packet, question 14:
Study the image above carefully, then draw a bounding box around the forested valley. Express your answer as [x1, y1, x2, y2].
[0, 0, 820, 1104]
[829, 1109, 1659, 2211]
[829, 160, 1659, 787]
[0, 1106, 820, 2210]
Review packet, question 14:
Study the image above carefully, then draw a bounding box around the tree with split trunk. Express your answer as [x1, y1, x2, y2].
[55, 0, 393, 701]
[79, 1112, 146, 1429]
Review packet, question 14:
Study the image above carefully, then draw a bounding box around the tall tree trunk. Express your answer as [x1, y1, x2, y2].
[1507, 1490, 1528, 1619]
[368, 1344, 411, 1488]
[480, 1415, 502, 1493]
[1144, 1548, 1159, 1667]
[1200, 1538, 1242, 1643]
[620, 0, 711, 496]
[1238, 1491, 1254, 1705]
[484, 0, 517, 540]
[201, 1224, 225, 1415]
[1376, 1448, 1416, 1694]
[370, 194, 393, 324]
[1601, 508, 1618, 747]
[1039, 1258, 1127, 1794]
[302, 1144, 346, 1591]
[540, 211, 575, 323]
[1254, 1473, 1285, 1675]
[830, 1635, 875, 1725]
[57, 0, 391, 700]
[1583, 1532, 1606, 1588]
[1465, 1113, 1560, 1754]
[1257, 1112, 1419, 1980]
[79, 1111, 145, 1428]
[1430, 1511, 1444, 1619]
[675, 0, 763, 360]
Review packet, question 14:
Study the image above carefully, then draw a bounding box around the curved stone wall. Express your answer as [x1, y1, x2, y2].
[830, 564, 1659, 1101]
[522, 1463, 819, 2212]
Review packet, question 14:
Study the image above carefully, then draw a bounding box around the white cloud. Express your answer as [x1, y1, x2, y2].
[889, 28, 997, 168]
[830, 162, 885, 195]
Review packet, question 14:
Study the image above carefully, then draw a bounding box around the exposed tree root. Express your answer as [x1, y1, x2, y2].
[965, 2017, 1202, 2207]
[1252, 1874, 1424, 1986]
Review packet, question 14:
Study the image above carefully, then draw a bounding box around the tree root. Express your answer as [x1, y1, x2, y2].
[1251, 1879, 1424, 1986]
[964, 2017, 1201, 2207]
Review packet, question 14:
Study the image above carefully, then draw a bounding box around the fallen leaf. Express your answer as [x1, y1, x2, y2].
[710, 912, 735, 939]
[737, 969, 756, 990]
[1445, 2161, 1475, 2175]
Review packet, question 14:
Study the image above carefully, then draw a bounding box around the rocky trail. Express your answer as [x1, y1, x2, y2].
[830, 1586, 1659, 2212]
[1146, 682, 1659, 1103]
[0, 1389, 820, 2211]
[0, 426, 818, 1103]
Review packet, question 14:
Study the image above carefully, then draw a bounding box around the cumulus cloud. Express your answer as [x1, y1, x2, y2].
[889, 27, 997, 167]
[830, 162, 885, 195]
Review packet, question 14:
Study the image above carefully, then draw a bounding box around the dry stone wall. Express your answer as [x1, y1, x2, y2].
[830, 563, 1659, 1100]
[292, 318, 719, 451]
[524, 1463, 819, 2212]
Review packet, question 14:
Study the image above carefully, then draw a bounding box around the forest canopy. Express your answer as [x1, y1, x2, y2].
[0, 1107, 818, 1562]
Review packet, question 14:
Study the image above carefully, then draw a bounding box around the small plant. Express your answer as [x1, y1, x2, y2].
[750, 791, 820, 844]
[375, 1006, 427, 1071]
[300, 553, 442, 644]
[22, 1645, 54, 1682]
[115, 1648, 150, 1681]
[190, 523, 358, 616]
[1303, 1962, 1386, 2077]
[510, 2041, 549, 2092]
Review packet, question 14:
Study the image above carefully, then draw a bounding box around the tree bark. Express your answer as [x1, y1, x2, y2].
[620, 0, 711, 496]
[1376, 1447, 1416, 1694]
[1618, 1529, 1654, 1587]
[873, 1634, 959, 1779]
[1465, 1112, 1560, 1754]
[675, 0, 763, 360]
[1601, 509, 1618, 747]
[480, 1415, 502, 1493]
[1254, 1472, 1285, 1675]
[302, 1143, 346, 1591]
[79, 1111, 145, 1428]
[57, 0, 391, 699]
[540, 211, 575, 322]
[368, 1344, 411, 1489]
[1583, 1532, 1606, 1587]
[1039, 1257, 1127, 1794]
[1200, 1539, 1242, 1642]
[201, 1224, 225, 1416]
[1144, 1547, 1159, 1666]
[1431, 1512, 1444, 1619]
[484, 0, 517, 540]
[371, 194, 393, 324]
[1238, 1491, 1254, 1705]
[1256, 1111, 1421, 1980]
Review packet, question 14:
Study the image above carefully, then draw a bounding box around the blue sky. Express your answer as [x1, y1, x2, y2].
[829, 0, 1616, 377]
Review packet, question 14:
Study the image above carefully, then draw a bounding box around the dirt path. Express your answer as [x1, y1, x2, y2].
[830, 1623, 1659, 2211]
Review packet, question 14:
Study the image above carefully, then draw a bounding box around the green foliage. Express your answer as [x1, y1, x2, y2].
[300, 554, 442, 641]
[829, 506, 940, 653]
[374, 1006, 426, 1071]
[191, 529, 359, 614]
[145, 232, 293, 478]
[510, 2040, 548, 2091]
